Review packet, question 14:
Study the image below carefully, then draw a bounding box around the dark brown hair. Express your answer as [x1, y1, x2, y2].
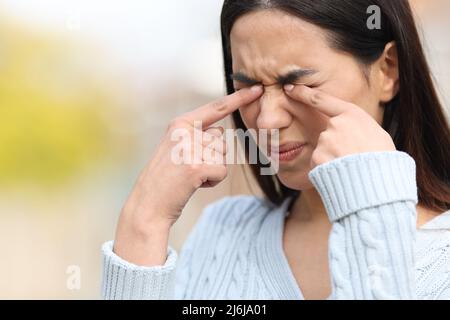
[220, 0, 450, 212]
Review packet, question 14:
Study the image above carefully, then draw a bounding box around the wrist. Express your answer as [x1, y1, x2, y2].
[113, 207, 173, 266]
[122, 195, 175, 228]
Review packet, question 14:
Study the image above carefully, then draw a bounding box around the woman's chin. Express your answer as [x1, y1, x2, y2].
[277, 170, 314, 191]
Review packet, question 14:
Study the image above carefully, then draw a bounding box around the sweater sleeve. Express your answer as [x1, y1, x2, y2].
[101, 200, 216, 300]
[308, 151, 419, 299]
[101, 240, 177, 299]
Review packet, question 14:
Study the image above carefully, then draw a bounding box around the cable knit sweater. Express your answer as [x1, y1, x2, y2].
[101, 151, 450, 299]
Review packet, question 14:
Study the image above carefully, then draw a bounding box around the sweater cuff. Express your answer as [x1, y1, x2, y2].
[308, 151, 418, 222]
[101, 240, 177, 299]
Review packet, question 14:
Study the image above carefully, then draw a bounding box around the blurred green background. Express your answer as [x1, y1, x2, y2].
[0, 0, 449, 298]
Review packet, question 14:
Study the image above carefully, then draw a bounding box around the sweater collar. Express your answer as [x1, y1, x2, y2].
[419, 210, 450, 230]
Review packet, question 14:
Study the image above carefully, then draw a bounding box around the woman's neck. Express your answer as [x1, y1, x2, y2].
[289, 189, 329, 223]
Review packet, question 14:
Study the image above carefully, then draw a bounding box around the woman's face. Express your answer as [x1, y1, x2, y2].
[230, 9, 387, 190]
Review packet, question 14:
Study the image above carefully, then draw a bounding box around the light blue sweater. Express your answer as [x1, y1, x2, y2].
[101, 151, 450, 299]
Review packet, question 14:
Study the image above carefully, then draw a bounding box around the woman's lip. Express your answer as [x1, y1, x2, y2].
[270, 142, 307, 162]
[272, 141, 307, 153]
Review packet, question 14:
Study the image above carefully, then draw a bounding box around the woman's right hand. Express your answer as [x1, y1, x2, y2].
[113, 85, 263, 266]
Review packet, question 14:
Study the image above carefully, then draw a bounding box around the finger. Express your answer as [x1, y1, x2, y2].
[199, 163, 227, 182]
[202, 132, 226, 154]
[202, 147, 226, 165]
[204, 126, 224, 137]
[184, 85, 263, 128]
[200, 180, 220, 188]
[284, 84, 351, 117]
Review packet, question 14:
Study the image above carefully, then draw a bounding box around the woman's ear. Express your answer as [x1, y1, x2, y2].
[377, 41, 399, 103]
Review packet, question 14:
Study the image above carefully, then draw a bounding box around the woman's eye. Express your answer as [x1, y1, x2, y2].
[280, 79, 320, 89]
[304, 83, 320, 89]
[233, 83, 251, 91]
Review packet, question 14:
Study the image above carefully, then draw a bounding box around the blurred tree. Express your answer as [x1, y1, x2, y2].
[0, 18, 114, 187]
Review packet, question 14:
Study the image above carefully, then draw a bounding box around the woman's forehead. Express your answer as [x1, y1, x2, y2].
[230, 10, 331, 68]
[230, 9, 326, 44]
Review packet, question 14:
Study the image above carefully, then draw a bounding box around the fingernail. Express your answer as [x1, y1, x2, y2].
[284, 84, 294, 92]
[251, 85, 263, 93]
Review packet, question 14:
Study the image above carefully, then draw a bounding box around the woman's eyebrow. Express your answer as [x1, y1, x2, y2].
[230, 68, 318, 86]
[229, 72, 261, 85]
[277, 69, 317, 84]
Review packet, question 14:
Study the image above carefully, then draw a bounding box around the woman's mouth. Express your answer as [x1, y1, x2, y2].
[271, 141, 307, 162]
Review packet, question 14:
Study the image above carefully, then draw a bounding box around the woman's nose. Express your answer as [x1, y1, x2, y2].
[256, 87, 292, 130]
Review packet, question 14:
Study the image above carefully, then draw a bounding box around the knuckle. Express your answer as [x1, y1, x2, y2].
[311, 150, 322, 165]
[215, 126, 225, 136]
[329, 116, 343, 128]
[202, 132, 213, 144]
[318, 131, 329, 142]
[219, 166, 228, 179]
[296, 85, 307, 95]
[211, 98, 228, 113]
[188, 164, 203, 176]
[310, 92, 323, 105]
[193, 177, 205, 189]
[213, 137, 223, 149]
[234, 89, 246, 101]
[168, 117, 184, 131]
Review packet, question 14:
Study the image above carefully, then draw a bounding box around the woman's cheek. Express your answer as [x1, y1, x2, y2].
[320, 78, 382, 121]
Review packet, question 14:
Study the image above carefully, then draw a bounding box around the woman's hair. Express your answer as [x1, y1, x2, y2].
[220, 0, 450, 212]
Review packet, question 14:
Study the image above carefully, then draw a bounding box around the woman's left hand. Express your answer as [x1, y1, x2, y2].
[283, 84, 396, 168]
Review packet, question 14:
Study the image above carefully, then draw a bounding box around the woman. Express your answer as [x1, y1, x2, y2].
[101, 0, 450, 299]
